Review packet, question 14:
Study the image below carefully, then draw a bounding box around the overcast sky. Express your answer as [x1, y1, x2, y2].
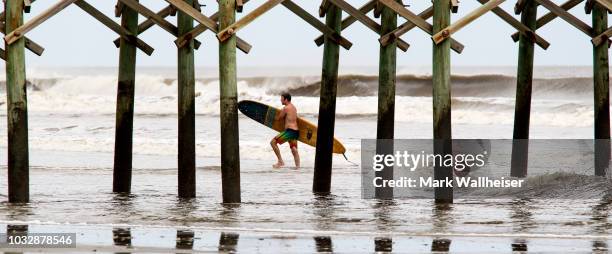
[4, 0, 606, 67]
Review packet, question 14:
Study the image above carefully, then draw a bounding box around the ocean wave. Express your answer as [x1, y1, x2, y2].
[0, 73, 596, 98]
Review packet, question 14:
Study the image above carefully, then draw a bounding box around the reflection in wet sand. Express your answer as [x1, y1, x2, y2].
[218, 232, 239, 252]
[175, 230, 194, 250]
[590, 197, 612, 253]
[112, 227, 131, 254]
[510, 199, 534, 252]
[314, 236, 333, 252]
[375, 237, 392, 252]
[431, 238, 451, 252]
[432, 203, 453, 233]
[312, 194, 337, 231]
[511, 239, 528, 252]
[431, 203, 453, 252]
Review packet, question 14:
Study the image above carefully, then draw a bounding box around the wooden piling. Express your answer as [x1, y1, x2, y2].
[375, 2, 397, 199]
[177, 0, 196, 198]
[432, 0, 453, 203]
[219, 0, 241, 203]
[510, 0, 537, 178]
[5, 0, 30, 203]
[113, 2, 138, 193]
[313, 4, 342, 194]
[592, 2, 610, 177]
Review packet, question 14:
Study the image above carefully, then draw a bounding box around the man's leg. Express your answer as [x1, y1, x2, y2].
[270, 138, 284, 168]
[290, 142, 300, 169]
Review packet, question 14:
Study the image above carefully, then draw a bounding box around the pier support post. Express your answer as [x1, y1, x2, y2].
[178, 0, 196, 198]
[432, 0, 453, 203]
[113, 2, 139, 193]
[313, 4, 342, 194]
[511, 0, 537, 178]
[592, 2, 610, 177]
[5, 0, 29, 203]
[375, 2, 397, 199]
[219, 0, 241, 203]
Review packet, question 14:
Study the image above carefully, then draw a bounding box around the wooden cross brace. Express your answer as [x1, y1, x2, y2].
[476, 0, 550, 49]
[511, 0, 583, 42]
[4, 0, 78, 45]
[377, 0, 465, 53]
[113, 5, 175, 47]
[281, 0, 352, 49]
[215, 0, 353, 50]
[3, 0, 155, 55]
[174, 0, 255, 49]
[535, 0, 593, 36]
[315, 0, 378, 46]
[216, 0, 285, 42]
[325, 0, 410, 51]
[380, 7, 433, 47]
[74, 0, 154, 55]
[432, 0, 506, 44]
[163, 0, 253, 53]
[0, 11, 44, 56]
[116, 0, 202, 49]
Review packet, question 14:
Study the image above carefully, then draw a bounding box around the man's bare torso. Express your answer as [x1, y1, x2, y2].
[283, 103, 298, 130]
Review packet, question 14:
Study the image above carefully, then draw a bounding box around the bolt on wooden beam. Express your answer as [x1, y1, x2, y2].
[0, 22, 45, 55]
[378, 0, 465, 53]
[326, 0, 409, 51]
[380, 7, 433, 47]
[4, 0, 78, 45]
[74, 0, 154, 55]
[217, 0, 285, 42]
[164, 0, 253, 53]
[432, 0, 506, 44]
[511, 0, 584, 42]
[281, 0, 352, 50]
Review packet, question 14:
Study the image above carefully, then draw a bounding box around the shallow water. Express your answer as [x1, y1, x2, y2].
[1, 66, 611, 252]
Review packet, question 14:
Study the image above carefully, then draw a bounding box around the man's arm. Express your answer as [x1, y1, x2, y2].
[275, 107, 286, 121]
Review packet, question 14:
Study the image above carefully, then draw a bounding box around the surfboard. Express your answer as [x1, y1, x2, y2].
[237, 100, 346, 154]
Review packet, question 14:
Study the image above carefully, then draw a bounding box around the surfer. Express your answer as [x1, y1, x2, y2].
[270, 93, 300, 169]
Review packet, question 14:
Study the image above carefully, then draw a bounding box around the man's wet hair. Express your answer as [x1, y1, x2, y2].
[281, 93, 291, 101]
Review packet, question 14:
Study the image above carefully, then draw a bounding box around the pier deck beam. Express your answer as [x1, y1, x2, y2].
[511, 0, 537, 178]
[5, 0, 29, 203]
[178, 0, 196, 198]
[592, 2, 610, 177]
[313, 4, 342, 194]
[219, 0, 241, 203]
[432, 0, 453, 203]
[375, 1, 397, 199]
[113, 2, 139, 193]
